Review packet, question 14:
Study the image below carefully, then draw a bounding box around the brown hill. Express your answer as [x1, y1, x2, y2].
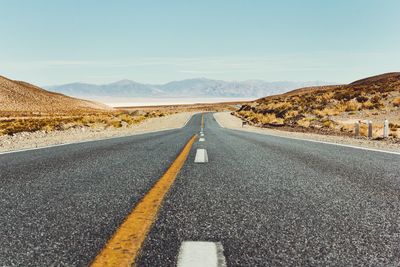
[0, 75, 110, 114]
[350, 72, 400, 86]
[236, 72, 400, 137]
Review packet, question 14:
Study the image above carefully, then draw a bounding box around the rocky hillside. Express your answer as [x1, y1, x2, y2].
[236, 72, 400, 138]
[0, 75, 110, 115]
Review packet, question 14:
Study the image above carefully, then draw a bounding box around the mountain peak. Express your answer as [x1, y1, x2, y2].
[109, 79, 136, 86]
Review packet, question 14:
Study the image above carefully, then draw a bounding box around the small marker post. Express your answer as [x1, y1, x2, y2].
[354, 121, 360, 138]
[383, 119, 389, 138]
[368, 120, 373, 139]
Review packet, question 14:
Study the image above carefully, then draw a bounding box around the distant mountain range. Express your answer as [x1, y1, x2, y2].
[45, 78, 331, 98]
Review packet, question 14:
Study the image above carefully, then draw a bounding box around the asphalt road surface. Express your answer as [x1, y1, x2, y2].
[1, 113, 400, 266]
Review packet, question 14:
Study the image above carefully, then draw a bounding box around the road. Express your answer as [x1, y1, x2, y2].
[1, 113, 400, 266]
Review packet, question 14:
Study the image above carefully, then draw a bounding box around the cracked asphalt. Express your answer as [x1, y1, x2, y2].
[1, 113, 400, 266]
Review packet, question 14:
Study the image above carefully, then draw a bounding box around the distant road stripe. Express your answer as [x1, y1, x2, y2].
[201, 113, 204, 130]
[177, 241, 226, 267]
[90, 135, 197, 267]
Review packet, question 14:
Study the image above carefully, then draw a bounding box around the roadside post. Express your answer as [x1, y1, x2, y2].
[383, 119, 389, 138]
[354, 121, 360, 138]
[368, 120, 373, 139]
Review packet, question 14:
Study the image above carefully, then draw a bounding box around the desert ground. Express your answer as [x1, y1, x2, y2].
[215, 112, 400, 153]
[236, 73, 400, 140]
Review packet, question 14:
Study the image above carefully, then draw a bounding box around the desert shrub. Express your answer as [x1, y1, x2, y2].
[389, 123, 400, 129]
[356, 96, 369, 103]
[238, 111, 285, 125]
[362, 101, 375, 109]
[297, 118, 313, 128]
[344, 101, 361, 112]
[322, 119, 334, 128]
[284, 110, 299, 119]
[361, 100, 383, 109]
[110, 120, 122, 128]
[370, 95, 381, 104]
[275, 109, 288, 119]
[333, 90, 361, 101]
[392, 97, 400, 107]
[314, 107, 341, 118]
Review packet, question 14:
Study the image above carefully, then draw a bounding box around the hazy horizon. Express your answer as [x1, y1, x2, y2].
[43, 77, 333, 87]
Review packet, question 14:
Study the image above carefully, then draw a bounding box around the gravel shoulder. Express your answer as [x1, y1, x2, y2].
[214, 112, 400, 153]
[0, 112, 195, 153]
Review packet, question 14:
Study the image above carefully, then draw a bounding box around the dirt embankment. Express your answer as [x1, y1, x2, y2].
[215, 112, 400, 153]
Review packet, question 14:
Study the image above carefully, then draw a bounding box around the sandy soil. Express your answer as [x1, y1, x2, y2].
[0, 112, 195, 153]
[214, 112, 400, 153]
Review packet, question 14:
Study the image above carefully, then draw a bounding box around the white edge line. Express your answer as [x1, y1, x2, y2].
[0, 113, 197, 155]
[213, 113, 400, 156]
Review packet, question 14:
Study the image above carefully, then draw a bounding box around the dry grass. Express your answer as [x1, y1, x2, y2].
[237, 110, 284, 125]
[0, 100, 242, 136]
[0, 111, 166, 136]
[236, 72, 400, 137]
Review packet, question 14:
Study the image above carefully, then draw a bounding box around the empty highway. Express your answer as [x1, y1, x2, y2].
[1, 113, 400, 266]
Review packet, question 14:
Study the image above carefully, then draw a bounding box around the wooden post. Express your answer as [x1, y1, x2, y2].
[383, 119, 389, 138]
[368, 120, 373, 138]
[354, 122, 360, 137]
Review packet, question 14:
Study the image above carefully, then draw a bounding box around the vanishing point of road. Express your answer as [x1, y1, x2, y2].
[1, 113, 399, 266]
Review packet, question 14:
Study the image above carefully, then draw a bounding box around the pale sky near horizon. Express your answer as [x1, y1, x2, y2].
[1, 0, 399, 86]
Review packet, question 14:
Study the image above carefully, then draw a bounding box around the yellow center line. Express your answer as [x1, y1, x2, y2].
[90, 134, 197, 267]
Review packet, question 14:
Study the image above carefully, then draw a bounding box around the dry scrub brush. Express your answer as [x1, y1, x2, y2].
[237, 77, 399, 133]
[0, 111, 167, 136]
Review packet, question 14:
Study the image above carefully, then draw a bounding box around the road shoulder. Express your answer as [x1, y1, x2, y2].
[0, 112, 195, 153]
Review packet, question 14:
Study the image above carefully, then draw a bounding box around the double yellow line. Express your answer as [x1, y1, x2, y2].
[91, 134, 197, 266]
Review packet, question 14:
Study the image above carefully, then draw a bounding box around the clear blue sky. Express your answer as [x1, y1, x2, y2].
[1, 0, 399, 85]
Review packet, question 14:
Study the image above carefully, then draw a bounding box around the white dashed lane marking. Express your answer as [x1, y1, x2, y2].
[199, 138, 205, 142]
[177, 241, 226, 267]
[194, 149, 208, 163]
